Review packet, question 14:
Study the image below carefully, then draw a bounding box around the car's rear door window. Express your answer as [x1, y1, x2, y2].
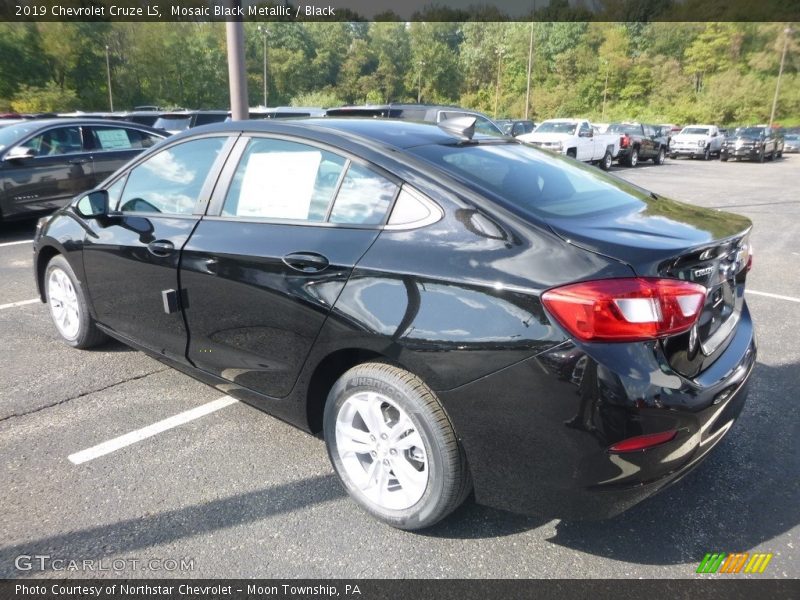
[88, 126, 161, 151]
[328, 163, 398, 225]
[222, 138, 347, 221]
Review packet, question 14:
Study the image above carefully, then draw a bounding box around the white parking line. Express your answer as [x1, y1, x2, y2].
[746, 289, 800, 303]
[0, 298, 39, 310]
[68, 396, 239, 465]
[0, 240, 33, 247]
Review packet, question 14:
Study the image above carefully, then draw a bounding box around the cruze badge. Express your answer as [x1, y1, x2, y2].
[693, 266, 715, 278]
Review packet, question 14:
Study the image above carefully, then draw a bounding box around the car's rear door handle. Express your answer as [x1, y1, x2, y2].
[147, 240, 175, 257]
[282, 251, 329, 273]
[68, 158, 89, 165]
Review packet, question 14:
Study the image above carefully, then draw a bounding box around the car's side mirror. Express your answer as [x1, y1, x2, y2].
[75, 190, 109, 219]
[3, 146, 36, 161]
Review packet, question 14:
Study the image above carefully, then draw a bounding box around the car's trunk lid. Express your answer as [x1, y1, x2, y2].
[543, 194, 752, 378]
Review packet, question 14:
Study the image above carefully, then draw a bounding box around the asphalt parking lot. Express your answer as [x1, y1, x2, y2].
[0, 155, 798, 579]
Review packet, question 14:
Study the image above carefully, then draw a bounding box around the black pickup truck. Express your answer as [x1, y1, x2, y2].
[607, 122, 668, 167]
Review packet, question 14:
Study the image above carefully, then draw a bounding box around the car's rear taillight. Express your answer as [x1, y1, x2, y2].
[541, 278, 707, 342]
[608, 430, 678, 453]
[620, 134, 630, 148]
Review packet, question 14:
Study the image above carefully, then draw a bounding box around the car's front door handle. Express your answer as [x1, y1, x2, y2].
[147, 240, 175, 257]
[282, 251, 330, 273]
[68, 158, 89, 165]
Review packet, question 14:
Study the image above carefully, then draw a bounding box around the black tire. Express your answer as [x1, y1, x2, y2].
[323, 362, 471, 530]
[777, 150, 783, 159]
[625, 147, 639, 167]
[654, 147, 666, 165]
[599, 149, 613, 171]
[702, 146, 710, 161]
[44, 255, 108, 349]
[721, 156, 728, 162]
[566, 148, 577, 159]
[669, 153, 677, 160]
[759, 148, 765, 163]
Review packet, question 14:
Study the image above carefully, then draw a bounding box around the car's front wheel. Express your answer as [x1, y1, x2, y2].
[44, 255, 108, 349]
[323, 362, 471, 530]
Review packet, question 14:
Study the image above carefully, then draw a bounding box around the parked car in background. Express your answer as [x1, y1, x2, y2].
[517, 118, 619, 170]
[721, 126, 782, 162]
[0, 118, 165, 220]
[326, 103, 505, 136]
[783, 133, 800, 153]
[250, 106, 327, 119]
[32, 117, 755, 530]
[669, 125, 723, 160]
[496, 119, 536, 137]
[606, 122, 668, 167]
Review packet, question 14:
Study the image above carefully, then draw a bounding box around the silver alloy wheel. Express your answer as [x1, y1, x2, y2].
[335, 390, 429, 510]
[47, 267, 80, 339]
[603, 151, 613, 170]
[629, 149, 638, 166]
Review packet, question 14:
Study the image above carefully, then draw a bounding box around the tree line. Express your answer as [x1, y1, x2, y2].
[0, 21, 797, 126]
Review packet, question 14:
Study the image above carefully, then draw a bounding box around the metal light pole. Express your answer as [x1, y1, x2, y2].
[105, 44, 114, 112]
[601, 60, 610, 122]
[417, 60, 425, 103]
[525, 23, 534, 120]
[225, 2, 249, 121]
[769, 27, 792, 128]
[257, 25, 269, 107]
[494, 46, 505, 119]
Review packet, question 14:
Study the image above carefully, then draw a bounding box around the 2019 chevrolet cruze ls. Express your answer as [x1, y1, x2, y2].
[33, 118, 756, 530]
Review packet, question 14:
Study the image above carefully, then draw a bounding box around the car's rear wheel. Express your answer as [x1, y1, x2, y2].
[323, 362, 471, 530]
[654, 148, 666, 165]
[599, 149, 613, 171]
[669, 152, 677, 160]
[44, 255, 108, 349]
[566, 148, 577, 159]
[626, 147, 639, 167]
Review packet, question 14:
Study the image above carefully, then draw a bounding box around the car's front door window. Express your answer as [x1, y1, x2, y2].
[22, 126, 83, 157]
[119, 137, 226, 215]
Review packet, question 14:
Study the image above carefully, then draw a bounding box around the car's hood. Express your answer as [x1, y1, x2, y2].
[673, 133, 710, 143]
[518, 132, 571, 144]
[542, 193, 752, 276]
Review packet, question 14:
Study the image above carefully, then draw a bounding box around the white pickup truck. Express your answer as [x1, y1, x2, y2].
[517, 118, 620, 170]
[669, 124, 724, 160]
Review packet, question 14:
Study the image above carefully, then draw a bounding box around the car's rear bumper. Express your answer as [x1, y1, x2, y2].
[438, 303, 756, 520]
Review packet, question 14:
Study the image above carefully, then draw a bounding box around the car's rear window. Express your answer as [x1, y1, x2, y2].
[409, 142, 643, 219]
[607, 124, 642, 135]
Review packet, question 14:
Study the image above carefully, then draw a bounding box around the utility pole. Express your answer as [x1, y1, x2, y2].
[257, 25, 269, 107]
[105, 44, 113, 112]
[417, 61, 425, 103]
[525, 23, 534, 120]
[225, 2, 248, 121]
[494, 46, 505, 119]
[601, 60, 610, 122]
[769, 27, 792, 128]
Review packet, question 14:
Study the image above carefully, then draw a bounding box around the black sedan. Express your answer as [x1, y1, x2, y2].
[720, 126, 782, 162]
[0, 119, 165, 221]
[33, 118, 756, 530]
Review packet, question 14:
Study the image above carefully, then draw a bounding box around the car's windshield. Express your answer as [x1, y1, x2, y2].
[735, 127, 764, 138]
[535, 122, 577, 135]
[607, 124, 642, 135]
[681, 127, 709, 135]
[409, 142, 643, 220]
[786, 134, 800, 141]
[0, 122, 41, 151]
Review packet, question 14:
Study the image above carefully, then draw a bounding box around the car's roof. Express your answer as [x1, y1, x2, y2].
[182, 117, 500, 149]
[541, 118, 583, 123]
[1, 118, 166, 135]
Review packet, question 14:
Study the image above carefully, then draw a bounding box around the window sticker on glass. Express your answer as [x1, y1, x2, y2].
[237, 151, 322, 219]
[96, 129, 131, 150]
